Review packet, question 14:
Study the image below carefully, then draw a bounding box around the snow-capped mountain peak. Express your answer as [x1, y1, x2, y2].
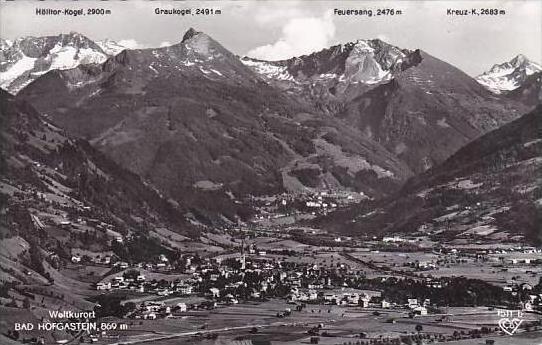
[476, 54, 542, 93]
[242, 38, 409, 87]
[180, 27, 228, 60]
[0, 32, 123, 94]
[343, 39, 407, 84]
[509, 54, 528, 66]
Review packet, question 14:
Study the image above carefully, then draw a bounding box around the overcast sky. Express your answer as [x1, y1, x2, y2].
[1, 0, 541, 76]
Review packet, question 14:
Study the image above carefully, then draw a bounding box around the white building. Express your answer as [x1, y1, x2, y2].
[178, 285, 193, 295]
[383, 236, 405, 243]
[209, 287, 220, 298]
[408, 299, 419, 308]
[96, 282, 111, 290]
[413, 306, 428, 315]
[143, 312, 156, 320]
[176, 303, 187, 312]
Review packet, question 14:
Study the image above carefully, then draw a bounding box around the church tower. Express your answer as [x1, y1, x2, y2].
[240, 238, 246, 270]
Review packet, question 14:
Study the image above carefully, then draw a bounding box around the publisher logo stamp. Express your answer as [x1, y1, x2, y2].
[497, 310, 523, 335]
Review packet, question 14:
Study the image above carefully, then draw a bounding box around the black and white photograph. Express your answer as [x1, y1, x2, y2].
[0, 1, 541, 344]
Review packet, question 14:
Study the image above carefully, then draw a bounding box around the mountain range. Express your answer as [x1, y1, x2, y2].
[16, 30, 414, 201]
[242, 42, 533, 174]
[315, 105, 541, 245]
[0, 33, 130, 93]
[2, 29, 541, 244]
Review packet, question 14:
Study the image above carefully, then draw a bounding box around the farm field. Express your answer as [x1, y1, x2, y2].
[347, 250, 542, 286]
[78, 301, 542, 345]
[446, 331, 542, 345]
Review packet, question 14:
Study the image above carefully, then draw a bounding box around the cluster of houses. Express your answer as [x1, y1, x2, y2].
[252, 190, 367, 222]
[75, 251, 180, 272]
[66, 224, 540, 323]
[130, 301, 188, 320]
[404, 260, 437, 270]
[90, 250, 473, 322]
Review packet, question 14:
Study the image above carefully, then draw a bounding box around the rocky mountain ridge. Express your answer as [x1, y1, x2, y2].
[475, 54, 542, 94]
[0, 33, 122, 93]
[315, 105, 542, 245]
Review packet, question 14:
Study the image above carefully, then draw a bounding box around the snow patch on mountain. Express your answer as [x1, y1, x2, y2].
[96, 39, 128, 55]
[241, 58, 294, 81]
[49, 44, 106, 69]
[0, 55, 37, 89]
[0, 39, 13, 50]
